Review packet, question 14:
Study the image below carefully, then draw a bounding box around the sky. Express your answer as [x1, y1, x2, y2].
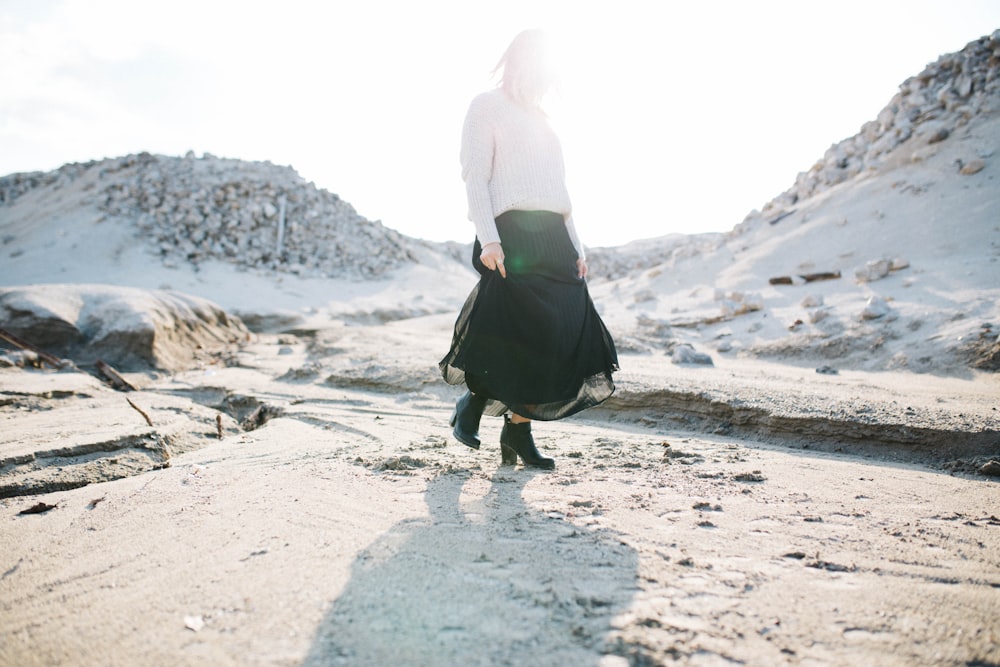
[2, 1, 999, 248]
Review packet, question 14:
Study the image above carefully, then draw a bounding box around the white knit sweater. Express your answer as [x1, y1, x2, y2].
[460, 89, 584, 258]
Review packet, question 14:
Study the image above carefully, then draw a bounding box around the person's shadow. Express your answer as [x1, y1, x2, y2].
[302, 467, 639, 666]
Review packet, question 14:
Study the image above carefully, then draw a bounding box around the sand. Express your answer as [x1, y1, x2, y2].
[2, 316, 999, 666]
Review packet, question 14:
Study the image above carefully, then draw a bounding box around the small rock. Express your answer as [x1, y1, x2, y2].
[745, 293, 765, 311]
[671, 344, 714, 366]
[960, 158, 986, 175]
[890, 257, 910, 271]
[980, 460, 1000, 477]
[855, 258, 891, 283]
[815, 365, 839, 375]
[860, 296, 890, 320]
[927, 126, 950, 144]
[184, 615, 205, 632]
[801, 294, 824, 308]
[809, 308, 831, 324]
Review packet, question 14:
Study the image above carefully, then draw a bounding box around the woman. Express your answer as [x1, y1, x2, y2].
[440, 29, 618, 470]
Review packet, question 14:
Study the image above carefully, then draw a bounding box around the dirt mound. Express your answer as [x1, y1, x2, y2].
[0, 284, 249, 372]
[1, 152, 428, 280]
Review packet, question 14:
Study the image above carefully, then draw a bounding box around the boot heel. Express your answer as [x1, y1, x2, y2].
[500, 442, 518, 466]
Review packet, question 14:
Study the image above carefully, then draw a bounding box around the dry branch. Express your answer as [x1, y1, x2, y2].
[0, 327, 65, 368]
[800, 271, 842, 283]
[126, 397, 153, 427]
[96, 360, 138, 391]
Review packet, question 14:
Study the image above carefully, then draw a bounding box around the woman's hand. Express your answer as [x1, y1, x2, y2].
[480, 242, 506, 278]
[577, 257, 588, 279]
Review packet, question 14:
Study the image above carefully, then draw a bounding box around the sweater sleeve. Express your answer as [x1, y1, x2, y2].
[460, 95, 502, 247]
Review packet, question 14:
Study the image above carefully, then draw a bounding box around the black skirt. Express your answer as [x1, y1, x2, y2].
[439, 210, 618, 421]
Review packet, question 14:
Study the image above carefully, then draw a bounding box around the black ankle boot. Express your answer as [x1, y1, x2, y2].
[500, 416, 555, 470]
[449, 391, 487, 449]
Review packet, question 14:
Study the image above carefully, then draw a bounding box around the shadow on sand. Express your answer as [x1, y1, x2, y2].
[302, 467, 639, 665]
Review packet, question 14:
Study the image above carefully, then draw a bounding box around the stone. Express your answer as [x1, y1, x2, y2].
[855, 259, 892, 283]
[928, 126, 952, 144]
[860, 296, 891, 320]
[801, 294, 824, 308]
[671, 344, 714, 366]
[960, 158, 986, 175]
[809, 308, 831, 324]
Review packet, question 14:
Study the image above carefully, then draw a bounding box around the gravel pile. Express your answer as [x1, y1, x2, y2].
[1, 152, 423, 279]
[745, 30, 1000, 223]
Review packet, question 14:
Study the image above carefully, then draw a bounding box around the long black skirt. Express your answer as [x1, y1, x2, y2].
[439, 210, 618, 421]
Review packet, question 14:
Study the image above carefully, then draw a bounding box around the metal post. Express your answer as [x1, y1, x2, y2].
[276, 194, 287, 258]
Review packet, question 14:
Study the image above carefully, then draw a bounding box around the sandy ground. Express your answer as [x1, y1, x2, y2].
[2, 317, 999, 667]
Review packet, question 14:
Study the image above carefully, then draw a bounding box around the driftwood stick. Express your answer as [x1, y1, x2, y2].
[95, 360, 138, 392]
[800, 271, 842, 283]
[0, 327, 65, 368]
[126, 397, 154, 427]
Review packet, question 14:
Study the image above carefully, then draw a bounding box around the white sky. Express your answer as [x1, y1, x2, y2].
[2, 1, 999, 248]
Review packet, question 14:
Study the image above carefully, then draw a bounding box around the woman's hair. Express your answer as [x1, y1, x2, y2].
[493, 29, 555, 108]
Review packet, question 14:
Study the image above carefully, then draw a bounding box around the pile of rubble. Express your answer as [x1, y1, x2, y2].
[96, 152, 418, 278]
[0, 159, 98, 206]
[1, 152, 423, 279]
[586, 233, 726, 282]
[745, 30, 999, 223]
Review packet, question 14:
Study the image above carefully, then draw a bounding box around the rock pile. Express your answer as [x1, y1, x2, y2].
[1, 152, 425, 279]
[586, 233, 725, 281]
[0, 160, 97, 207]
[97, 152, 418, 278]
[744, 30, 1000, 224]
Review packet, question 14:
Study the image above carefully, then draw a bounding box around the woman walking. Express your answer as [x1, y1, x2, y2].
[440, 29, 618, 470]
